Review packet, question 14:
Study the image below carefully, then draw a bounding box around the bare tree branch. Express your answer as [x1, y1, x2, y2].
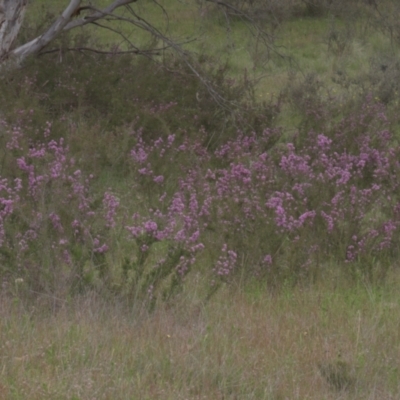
[4, 0, 138, 63]
[0, 0, 284, 110]
[38, 46, 163, 57]
[205, 0, 282, 57]
[63, 0, 136, 31]
[9, 0, 82, 61]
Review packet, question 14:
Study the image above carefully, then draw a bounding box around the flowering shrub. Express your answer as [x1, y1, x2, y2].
[124, 95, 400, 287]
[0, 93, 399, 302]
[0, 114, 112, 292]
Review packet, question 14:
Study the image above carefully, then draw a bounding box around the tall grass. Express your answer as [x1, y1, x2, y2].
[1, 275, 400, 399]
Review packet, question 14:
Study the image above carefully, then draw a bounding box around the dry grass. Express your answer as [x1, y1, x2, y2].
[1, 273, 399, 400]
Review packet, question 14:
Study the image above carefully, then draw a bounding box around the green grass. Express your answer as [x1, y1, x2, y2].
[25, 0, 397, 103]
[1, 273, 400, 399]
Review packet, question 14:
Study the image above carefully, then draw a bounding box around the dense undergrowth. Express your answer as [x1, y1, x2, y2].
[1, 1, 400, 308]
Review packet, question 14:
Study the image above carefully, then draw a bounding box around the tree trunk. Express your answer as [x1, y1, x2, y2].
[11, 0, 81, 62]
[0, 0, 28, 60]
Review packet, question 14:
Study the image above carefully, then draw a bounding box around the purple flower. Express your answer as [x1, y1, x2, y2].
[144, 220, 158, 233]
[131, 147, 148, 164]
[103, 191, 119, 228]
[153, 175, 164, 184]
[263, 255, 272, 265]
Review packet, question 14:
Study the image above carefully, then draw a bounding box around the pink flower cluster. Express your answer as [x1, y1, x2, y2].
[0, 115, 116, 276]
[2, 95, 400, 293]
[125, 96, 400, 280]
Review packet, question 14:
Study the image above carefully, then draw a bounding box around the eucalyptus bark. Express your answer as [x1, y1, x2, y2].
[0, 0, 83, 64]
[11, 0, 82, 62]
[0, 0, 28, 60]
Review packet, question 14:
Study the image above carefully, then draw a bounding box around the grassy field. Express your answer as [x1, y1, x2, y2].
[1, 274, 400, 399]
[27, 0, 396, 97]
[1, 1, 400, 398]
